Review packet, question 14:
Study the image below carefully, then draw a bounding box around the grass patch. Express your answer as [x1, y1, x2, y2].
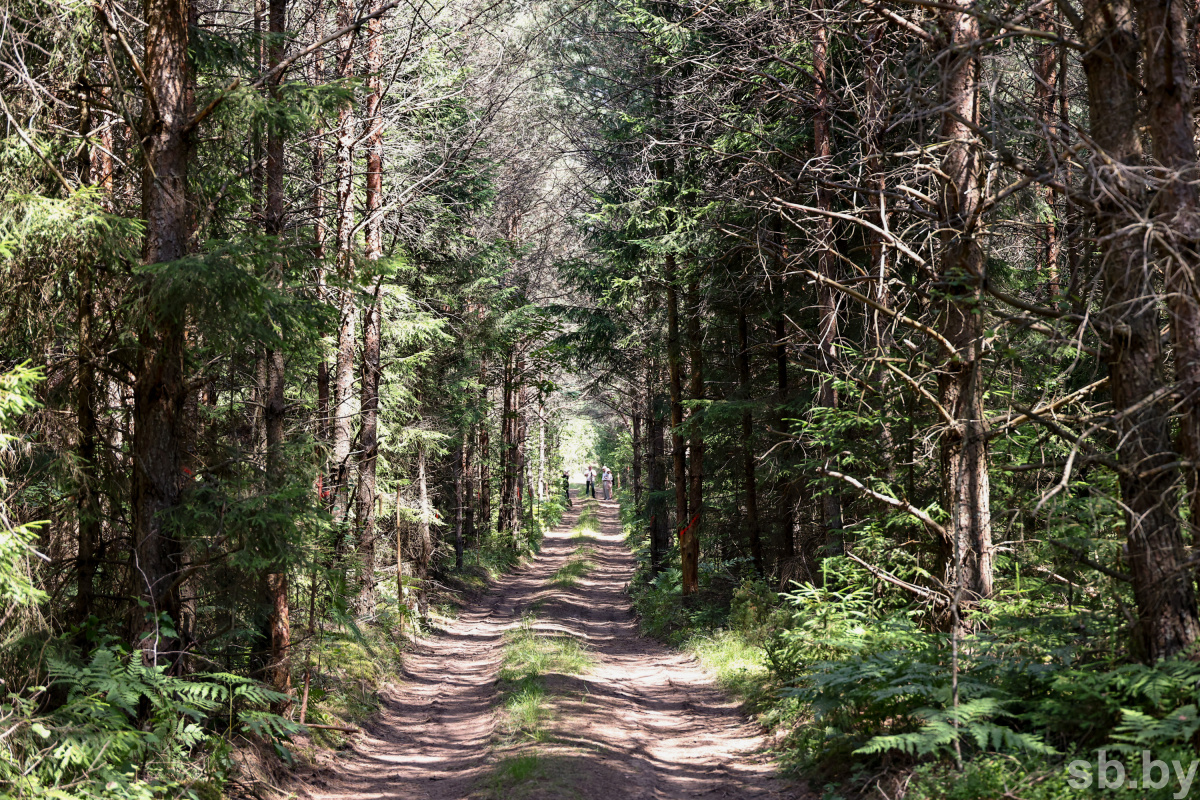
[497, 615, 592, 739]
[551, 546, 595, 588]
[688, 628, 802, 726]
[477, 753, 588, 800]
[575, 502, 600, 535]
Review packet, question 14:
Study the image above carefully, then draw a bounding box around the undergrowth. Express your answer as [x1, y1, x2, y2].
[622, 500, 1200, 799]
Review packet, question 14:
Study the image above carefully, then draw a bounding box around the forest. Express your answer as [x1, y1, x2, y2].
[6, 0, 1200, 795]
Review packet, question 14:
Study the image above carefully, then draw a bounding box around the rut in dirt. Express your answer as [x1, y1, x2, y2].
[301, 497, 800, 800]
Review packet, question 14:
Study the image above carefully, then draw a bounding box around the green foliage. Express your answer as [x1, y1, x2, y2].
[0, 364, 46, 612]
[1, 645, 297, 799]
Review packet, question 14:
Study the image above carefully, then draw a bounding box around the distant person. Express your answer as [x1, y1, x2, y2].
[602, 466, 613, 500]
[562, 470, 572, 507]
[585, 465, 596, 498]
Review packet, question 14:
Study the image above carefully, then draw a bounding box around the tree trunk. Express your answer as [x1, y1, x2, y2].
[737, 305, 763, 576]
[812, 0, 843, 557]
[683, 276, 703, 595]
[1135, 0, 1200, 553]
[773, 243, 797, 586]
[354, 0, 385, 616]
[330, 0, 357, 530]
[263, 0, 291, 710]
[498, 355, 513, 540]
[631, 404, 643, 510]
[479, 374, 491, 545]
[1034, 13, 1062, 299]
[75, 229, 101, 625]
[646, 360, 670, 573]
[514, 364, 527, 542]
[415, 442, 432, 615]
[665, 254, 689, 589]
[131, 0, 192, 665]
[311, 2, 330, 447]
[935, 0, 994, 602]
[464, 429, 476, 552]
[1079, 0, 1200, 659]
[455, 439, 465, 570]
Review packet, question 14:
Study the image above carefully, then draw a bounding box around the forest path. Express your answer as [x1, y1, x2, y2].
[301, 494, 796, 800]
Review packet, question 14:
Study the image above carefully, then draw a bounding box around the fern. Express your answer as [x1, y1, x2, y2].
[856, 698, 1058, 758]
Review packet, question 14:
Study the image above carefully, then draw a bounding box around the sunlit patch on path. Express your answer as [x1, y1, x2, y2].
[301, 497, 799, 800]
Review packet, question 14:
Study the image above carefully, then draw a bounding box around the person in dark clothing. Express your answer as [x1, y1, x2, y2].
[562, 471, 572, 507]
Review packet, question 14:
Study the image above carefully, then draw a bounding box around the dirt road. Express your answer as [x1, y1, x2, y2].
[301, 497, 796, 800]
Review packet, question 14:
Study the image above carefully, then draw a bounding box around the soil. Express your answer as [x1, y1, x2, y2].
[298, 497, 805, 800]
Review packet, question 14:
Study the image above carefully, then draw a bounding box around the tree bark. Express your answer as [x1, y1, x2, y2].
[353, 0, 385, 616]
[683, 276, 703, 595]
[935, 0, 994, 602]
[464, 428, 476, 552]
[310, 2, 330, 447]
[631, 404, 643, 510]
[263, 0, 291, 710]
[455, 439, 465, 570]
[737, 305, 763, 576]
[812, 0, 843, 558]
[131, 0, 192, 665]
[330, 0, 357, 530]
[665, 254, 689, 590]
[1135, 0, 1200, 552]
[1078, 0, 1200, 659]
[415, 442, 432, 615]
[479, 369, 491, 545]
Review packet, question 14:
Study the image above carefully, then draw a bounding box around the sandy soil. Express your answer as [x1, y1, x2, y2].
[299, 496, 803, 800]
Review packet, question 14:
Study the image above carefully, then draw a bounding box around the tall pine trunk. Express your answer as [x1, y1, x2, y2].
[935, 1, 993, 602]
[812, 0, 843, 557]
[354, 0, 385, 615]
[737, 304, 763, 575]
[1079, 0, 1200, 658]
[683, 276, 703, 595]
[131, 0, 192, 665]
[665, 254, 690, 592]
[1135, 0, 1200, 554]
[330, 0, 357, 530]
[262, 0, 291, 709]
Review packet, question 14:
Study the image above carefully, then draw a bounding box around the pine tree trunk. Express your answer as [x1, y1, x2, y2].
[330, 0, 357, 531]
[631, 405, 643, 510]
[737, 305, 763, 576]
[773, 246, 797, 586]
[455, 440, 465, 570]
[646, 360, 669, 573]
[263, 0, 291, 710]
[683, 276, 703, 595]
[354, 0, 385, 616]
[812, 0, 843, 558]
[415, 443, 432, 615]
[310, 2, 330, 446]
[1034, 14, 1062, 299]
[1135, 0, 1200, 555]
[498, 356, 513, 540]
[464, 429, 476, 552]
[665, 254, 689, 588]
[479, 371, 491, 545]
[1079, 0, 1200, 659]
[132, 0, 192, 665]
[936, 0, 994, 602]
[75, 229, 101, 625]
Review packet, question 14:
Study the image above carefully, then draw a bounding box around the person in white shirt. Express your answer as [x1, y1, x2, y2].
[602, 467, 613, 500]
[585, 466, 596, 498]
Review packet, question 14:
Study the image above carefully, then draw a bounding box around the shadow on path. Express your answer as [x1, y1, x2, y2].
[301, 495, 802, 800]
